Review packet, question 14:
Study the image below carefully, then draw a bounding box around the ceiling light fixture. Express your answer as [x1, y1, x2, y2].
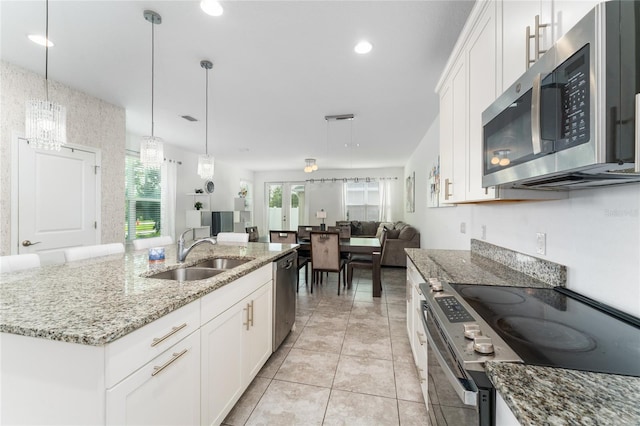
[200, 0, 224, 16]
[25, 0, 67, 151]
[140, 10, 164, 168]
[197, 60, 215, 180]
[27, 34, 53, 47]
[304, 158, 318, 173]
[354, 40, 373, 54]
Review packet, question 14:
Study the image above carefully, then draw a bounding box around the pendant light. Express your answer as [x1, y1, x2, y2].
[25, 0, 67, 151]
[197, 60, 215, 179]
[139, 10, 164, 168]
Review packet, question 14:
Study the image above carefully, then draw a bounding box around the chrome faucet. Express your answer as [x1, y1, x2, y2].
[177, 228, 216, 263]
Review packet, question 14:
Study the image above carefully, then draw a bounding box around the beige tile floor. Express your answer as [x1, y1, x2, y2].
[222, 267, 475, 426]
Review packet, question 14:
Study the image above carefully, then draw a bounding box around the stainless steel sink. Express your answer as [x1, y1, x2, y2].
[149, 267, 225, 281]
[194, 257, 253, 269]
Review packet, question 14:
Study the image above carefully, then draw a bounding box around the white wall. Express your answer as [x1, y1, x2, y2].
[406, 116, 640, 317]
[253, 167, 404, 234]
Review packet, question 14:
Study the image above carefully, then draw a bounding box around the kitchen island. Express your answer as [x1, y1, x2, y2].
[406, 243, 640, 426]
[0, 241, 296, 425]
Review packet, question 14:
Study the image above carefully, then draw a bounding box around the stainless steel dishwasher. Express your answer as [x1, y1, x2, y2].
[272, 252, 297, 351]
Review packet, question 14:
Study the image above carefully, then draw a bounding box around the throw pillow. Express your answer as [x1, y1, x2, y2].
[386, 229, 401, 239]
[398, 226, 417, 241]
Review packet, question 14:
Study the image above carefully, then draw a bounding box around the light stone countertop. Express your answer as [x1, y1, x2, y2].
[0, 242, 296, 346]
[406, 246, 640, 426]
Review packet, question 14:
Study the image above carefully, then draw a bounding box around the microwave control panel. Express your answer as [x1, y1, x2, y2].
[557, 45, 590, 151]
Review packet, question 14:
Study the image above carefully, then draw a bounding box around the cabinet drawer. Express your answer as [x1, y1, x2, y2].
[201, 264, 271, 325]
[106, 330, 201, 426]
[105, 300, 200, 388]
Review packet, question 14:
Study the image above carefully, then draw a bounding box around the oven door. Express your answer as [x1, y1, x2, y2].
[420, 301, 478, 406]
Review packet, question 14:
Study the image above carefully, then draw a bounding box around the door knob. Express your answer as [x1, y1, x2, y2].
[22, 240, 42, 247]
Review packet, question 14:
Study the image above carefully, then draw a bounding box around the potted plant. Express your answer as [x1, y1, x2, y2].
[194, 201, 203, 210]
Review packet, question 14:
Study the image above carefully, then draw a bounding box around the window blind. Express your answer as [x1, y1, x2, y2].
[125, 154, 163, 241]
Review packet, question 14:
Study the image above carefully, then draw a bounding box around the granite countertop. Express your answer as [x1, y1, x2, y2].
[0, 242, 295, 346]
[405, 244, 639, 426]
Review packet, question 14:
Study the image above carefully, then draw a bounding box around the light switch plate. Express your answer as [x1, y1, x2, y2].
[481, 225, 486, 240]
[536, 232, 546, 255]
[460, 222, 466, 234]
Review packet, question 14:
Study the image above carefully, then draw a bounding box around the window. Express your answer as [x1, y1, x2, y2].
[125, 154, 162, 241]
[344, 181, 380, 221]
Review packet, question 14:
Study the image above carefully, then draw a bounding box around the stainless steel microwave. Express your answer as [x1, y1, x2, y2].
[482, 0, 640, 189]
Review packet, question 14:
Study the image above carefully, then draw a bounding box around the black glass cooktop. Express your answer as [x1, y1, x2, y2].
[450, 284, 640, 377]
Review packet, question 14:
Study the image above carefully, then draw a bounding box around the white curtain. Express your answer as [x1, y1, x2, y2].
[161, 161, 177, 241]
[341, 183, 348, 220]
[379, 179, 392, 222]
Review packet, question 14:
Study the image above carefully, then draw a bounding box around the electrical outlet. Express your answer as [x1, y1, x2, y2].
[481, 225, 486, 240]
[460, 222, 466, 234]
[536, 233, 546, 255]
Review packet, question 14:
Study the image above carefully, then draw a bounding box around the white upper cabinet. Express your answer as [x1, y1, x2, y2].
[501, 0, 600, 91]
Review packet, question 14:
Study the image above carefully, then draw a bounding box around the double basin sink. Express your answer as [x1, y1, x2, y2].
[149, 257, 253, 281]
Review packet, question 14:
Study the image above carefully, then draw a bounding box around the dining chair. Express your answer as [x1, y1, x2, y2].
[269, 230, 309, 291]
[328, 225, 351, 239]
[310, 231, 347, 295]
[132, 236, 174, 250]
[216, 232, 250, 243]
[347, 227, 387, 288]
[297, 225, 320, 241]
[0, 253, 41, 273]
[64, 243, 125, 262]
[245, 226, 259, 242]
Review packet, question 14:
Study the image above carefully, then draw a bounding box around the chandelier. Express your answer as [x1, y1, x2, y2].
[25, 0, 67, 151]
[140, 10, 164, 168]
[304, 158, 318, 173]
[198, 60, 215, 179]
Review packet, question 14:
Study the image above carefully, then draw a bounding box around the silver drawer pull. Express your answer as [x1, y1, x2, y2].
[416, 330, 427, 346]
[151, 349, 188, 377]
[417, 367, 426, 383]
[151, 323, 187, 347]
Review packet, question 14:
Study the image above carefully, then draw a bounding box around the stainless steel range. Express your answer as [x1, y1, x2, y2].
[420, 279, 640, 426]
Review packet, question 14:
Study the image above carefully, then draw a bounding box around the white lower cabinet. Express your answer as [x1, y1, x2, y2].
[406, 257, 428, 406]
[106, 330, 201, 425]
[201, 270, 273, 426]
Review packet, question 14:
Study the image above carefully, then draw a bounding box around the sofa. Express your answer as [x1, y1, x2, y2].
[336, 221, 420, 267]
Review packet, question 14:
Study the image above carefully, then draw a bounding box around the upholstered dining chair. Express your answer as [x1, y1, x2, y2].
[245, 226, 259, 242]
[310, 231, 348, 295]
[0, 253, 41, 273]
[347, 227, 387, 288]
[269, 230, 309, 291]
[64, 243, 125, 262]
[216, 232, 250, 243]
[328, 224, 351, 240]
[297, 225, 320, 241]
[132, 236, 174, 250]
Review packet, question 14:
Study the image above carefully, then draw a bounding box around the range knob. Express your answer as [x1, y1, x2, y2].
[429, 278, 443, 292]
[463, 323, 482, 339]
[473, 336, 495, 354]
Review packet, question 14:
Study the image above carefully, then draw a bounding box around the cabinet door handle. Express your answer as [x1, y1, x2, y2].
[416, 330, 427, 346]
[444, 178, 452, 200]
[243, 302, 252, 330]
[151, 323, 187, 347]
[417, 367, 426, 383]
[534, 15, 549, 60]
[151, 349, 188, 377]
[249, 300, 255, 327]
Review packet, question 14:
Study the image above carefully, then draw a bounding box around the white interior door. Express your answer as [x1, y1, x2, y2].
[18, 139, 99, 261]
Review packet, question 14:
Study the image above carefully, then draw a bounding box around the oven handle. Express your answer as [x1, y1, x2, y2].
[421, 303, 478, 406]
[531, 73, 542, 155]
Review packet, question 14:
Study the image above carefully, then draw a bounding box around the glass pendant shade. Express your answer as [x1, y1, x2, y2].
[25, 99, 67, 151]
[140, 135, 164, 168]
[197, 154, 215, 179]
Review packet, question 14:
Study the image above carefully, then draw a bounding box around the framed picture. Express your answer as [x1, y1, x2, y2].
[428, 156, 441, 208]
[406, 172, 415, 213]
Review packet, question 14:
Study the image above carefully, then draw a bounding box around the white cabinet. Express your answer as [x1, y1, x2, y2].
[406, 258, 428, 406]
[201, 264, 273, 426]
[501, 0, 599, 91]
[106, 330, 201, 426]
[496, 390, 521, 426]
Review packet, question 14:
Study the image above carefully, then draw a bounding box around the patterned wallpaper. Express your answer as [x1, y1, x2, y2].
[0, 61, 125, 255]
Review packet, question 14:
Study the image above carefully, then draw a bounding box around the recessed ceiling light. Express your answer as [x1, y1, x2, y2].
[354, 40, 372, 54]
[28, 34, 53, 47]
[200, 0, 223, 17]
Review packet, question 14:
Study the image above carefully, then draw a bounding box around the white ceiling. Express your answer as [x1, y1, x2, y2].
[1, 0, 474, 172]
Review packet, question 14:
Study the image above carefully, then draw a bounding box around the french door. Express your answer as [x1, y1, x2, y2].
[266, 182, 305, 231]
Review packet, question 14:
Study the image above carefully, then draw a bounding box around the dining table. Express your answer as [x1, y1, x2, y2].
[296, 237, 382, 297]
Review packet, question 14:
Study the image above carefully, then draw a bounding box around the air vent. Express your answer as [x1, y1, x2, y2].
[181, 115, 198, 122]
